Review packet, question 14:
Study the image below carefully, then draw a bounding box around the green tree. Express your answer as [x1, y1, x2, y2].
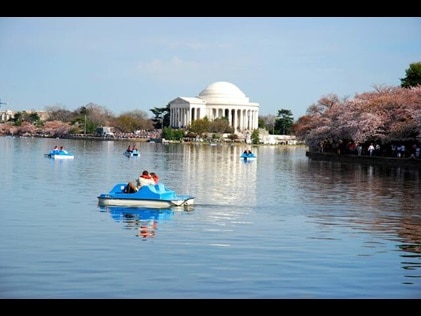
[150, 104, 170, 128]
[161, 127, 174, 140]
[251, 129, 260, 144]
[400, 62, 421, 88]
[275, 109, 294, 135]
[114, 111, 153, 133]
[27, 112, 40, 124]
[188, 117, 210, 137]
[258, 116, 266, 129]
[12, 111, 23, 126]
[162, 127, 184, 141]
[70, 106, 95, 135]
[209, 117, 233, 133]
[80, 106, 88, 135]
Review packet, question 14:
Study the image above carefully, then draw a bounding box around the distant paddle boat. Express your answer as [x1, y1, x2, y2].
[45, 148, 74, 159]
[240, 151, 257, 162]
[124, 149, 140, 157]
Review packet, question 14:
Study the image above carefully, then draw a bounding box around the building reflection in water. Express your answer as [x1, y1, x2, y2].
[171, 143, 257, 206]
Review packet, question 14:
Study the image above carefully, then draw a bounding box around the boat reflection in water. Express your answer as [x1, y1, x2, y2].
[99, 206, 177, 239]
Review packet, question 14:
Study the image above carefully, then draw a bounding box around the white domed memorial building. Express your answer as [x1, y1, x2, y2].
[168, 81, 259, 133]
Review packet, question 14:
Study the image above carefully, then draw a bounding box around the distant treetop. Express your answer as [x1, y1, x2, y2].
[400, 62, 421, 88]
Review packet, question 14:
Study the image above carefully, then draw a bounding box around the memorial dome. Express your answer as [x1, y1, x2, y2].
[198, 81, 249, 104]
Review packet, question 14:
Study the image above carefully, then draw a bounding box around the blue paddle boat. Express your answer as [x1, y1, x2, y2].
[240, 151, 257, 161]
[97, 182, 195, 209]
[124, 149, 140, 157]
[45, 148, 74, 159]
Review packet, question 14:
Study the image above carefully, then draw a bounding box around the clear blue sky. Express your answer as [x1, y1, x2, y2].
[1, 17, 420, 120]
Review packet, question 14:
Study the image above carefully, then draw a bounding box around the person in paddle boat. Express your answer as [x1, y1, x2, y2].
[131, 145, 139, 155]
[52, 145, 59, 154]
[136, 170, 155, 188]
[59, 146, 69, 154]
[124, 170, 155, 193]
[126, 145, 132, 153]
[150, 172, 159, 184]
[243, 149, 253, 155]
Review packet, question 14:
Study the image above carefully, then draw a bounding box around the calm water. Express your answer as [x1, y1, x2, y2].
[0, 136, 420, 299]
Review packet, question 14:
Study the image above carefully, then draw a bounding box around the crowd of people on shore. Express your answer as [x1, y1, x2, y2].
[123, 170, 159, 193]
[319, 140, 420, 159]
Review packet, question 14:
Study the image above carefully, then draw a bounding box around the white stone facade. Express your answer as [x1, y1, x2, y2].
[0, 109, 14, 122]
[169, 81, 259, 132]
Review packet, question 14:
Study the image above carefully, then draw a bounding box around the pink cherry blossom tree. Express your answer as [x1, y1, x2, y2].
[294, 85, 421, 152]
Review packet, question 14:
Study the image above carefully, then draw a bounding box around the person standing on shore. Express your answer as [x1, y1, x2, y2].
[400, 144, 406, 158]
[375, 143, 381, 156]
[357, 143, 363, 156]
[368, 143, 375, 156]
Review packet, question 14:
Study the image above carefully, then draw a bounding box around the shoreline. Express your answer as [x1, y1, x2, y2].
[306, 151, 421, 168]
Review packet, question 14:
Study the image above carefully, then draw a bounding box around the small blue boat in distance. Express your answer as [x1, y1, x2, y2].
[240, 150, 257, 162]
[124, 149, 140, 157]
[45, 148, 74, 159]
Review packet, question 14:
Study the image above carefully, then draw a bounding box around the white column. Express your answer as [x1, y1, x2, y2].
[182, 108, 186, 127]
